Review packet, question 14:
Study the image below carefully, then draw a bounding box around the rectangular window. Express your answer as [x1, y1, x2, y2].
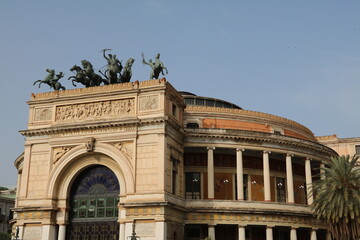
[185, 172, 201, 199]
[172, 103, 177, 116]
[355, 145, 360, 155]
[171, 157, 179, 195]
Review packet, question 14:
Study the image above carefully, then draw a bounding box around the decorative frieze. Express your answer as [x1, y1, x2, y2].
[55, 98, 135, 122]
[19, 211, 51, 220]
[34, 107, 52, 121]
[139, 95, 159, 111]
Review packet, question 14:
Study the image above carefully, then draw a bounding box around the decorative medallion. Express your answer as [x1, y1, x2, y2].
[139, 95, 159, 111]
[34, 107, 52, 121]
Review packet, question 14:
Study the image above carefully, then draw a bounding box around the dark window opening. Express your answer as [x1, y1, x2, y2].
[276, 177, 286, 202]
[355, 145, 360, 155]
[185, 172, 201, 199]
[186, 123, 199, 128]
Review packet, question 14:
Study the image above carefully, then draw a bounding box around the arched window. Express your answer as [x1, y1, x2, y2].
[67, 165, 120, 239]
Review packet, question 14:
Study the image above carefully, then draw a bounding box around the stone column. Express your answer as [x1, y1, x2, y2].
[266, 226, 273, 240]
[310, 228, 317, 240]
[58, 225, 66, 240]
[263, 151, 271, 201]
[42, 225, 56, 240]
[305, 158, 313, 205]
[208, 224, 216, 240]
[238, 225, 246, 240]
[156, 221, 167, 240]
[17, 225, 24, 240]
[119, 223, 125, 240]
[326, 231, 331, 240]
[290, 227, 297, 240]
[286, 154, 295, 203]
[320, 162, 325, 180]
[236, 148, 245, 200]
[207, 147, 215, 199]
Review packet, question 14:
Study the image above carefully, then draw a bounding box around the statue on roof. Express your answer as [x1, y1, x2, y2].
[119, 58, 135, 83]
[68, 65, 91, 87]
[142, 52, 168, 79]
[81, 59, 109, 86]
[100, 49, 123, 84]
[33, 69, 66, 91]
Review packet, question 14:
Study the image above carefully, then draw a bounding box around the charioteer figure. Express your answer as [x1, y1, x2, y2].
[142, 52, 168, 79]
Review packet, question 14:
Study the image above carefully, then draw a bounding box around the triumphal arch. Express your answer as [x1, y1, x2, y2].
[15, 79, 186, 239]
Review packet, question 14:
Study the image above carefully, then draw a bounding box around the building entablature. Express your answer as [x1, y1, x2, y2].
[184, 128, 337, 161]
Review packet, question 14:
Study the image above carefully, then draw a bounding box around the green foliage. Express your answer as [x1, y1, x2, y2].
[312, 155, 360, 240]
[0, 232, 11, 240]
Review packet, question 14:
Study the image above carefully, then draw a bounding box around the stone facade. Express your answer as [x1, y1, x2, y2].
[13, 79, 337, 240]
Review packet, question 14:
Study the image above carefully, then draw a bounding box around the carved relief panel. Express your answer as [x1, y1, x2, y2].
[53, 146, 73, 164]
[34, 107, 52, 122]
[139, 95, 159, 111]
[55, 98, 135, 122]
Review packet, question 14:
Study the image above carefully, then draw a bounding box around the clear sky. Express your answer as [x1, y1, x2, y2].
[1, 1, 359, 187]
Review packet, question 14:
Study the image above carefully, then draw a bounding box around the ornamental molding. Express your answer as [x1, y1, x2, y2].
[185, 106, 314, 137]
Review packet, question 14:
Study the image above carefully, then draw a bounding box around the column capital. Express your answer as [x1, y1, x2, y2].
[207, 146, 215, 151]
[238, 224, 247, 228]
[236, 148, 245, 152]
[208, 224, 217, 227]
[286, 153, 294, 157]
[305, 157, 312, 161]
[267, 225, 275, 228]
[263, 150, 271, 154]
[291, 226, 298, 230]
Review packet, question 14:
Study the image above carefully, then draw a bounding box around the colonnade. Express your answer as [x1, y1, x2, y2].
[205, 147, 318, 204]
[205, 224, 328, 240]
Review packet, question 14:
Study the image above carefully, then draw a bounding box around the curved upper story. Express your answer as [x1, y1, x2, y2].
[181, 92, 336, 161]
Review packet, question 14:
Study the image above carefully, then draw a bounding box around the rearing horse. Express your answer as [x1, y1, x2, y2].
[119, 58, 135, 83]
[33, 69, 55, 88]
[68, 65, 91, 87]
[81, 60, 109, 86]
[33, 69, 66, 90]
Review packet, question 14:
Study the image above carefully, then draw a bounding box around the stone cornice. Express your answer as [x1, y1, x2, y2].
[185, 128, 337, 159]
[185, 106, 315, 139]
[20, 117, 167, 137]
[14, 152, 24, 172]
[30, 78, 168, 101]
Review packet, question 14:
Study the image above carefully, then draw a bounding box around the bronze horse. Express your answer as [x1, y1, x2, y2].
[68, 65, 91, 87]
[33, 69, 66, 90]
[119, 58, 135, 83]
[81, 60, 109, 86]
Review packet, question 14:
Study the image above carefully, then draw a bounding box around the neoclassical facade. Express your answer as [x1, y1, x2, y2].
[13, 79, 337, 240]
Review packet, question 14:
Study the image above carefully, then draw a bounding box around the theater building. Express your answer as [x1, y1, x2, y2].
[13, 79, 336, 240]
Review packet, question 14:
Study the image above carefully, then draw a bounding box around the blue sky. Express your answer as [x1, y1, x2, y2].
[1, 1, 359, 187]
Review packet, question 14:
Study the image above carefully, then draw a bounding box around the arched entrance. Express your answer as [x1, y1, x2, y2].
[66, 165, 120, 239]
